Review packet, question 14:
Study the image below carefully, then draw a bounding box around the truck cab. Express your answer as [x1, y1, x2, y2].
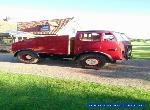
[11, 30, 132, 69]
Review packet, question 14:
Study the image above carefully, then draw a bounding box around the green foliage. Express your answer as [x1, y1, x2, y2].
[131, 39, 150, 42]
[0, 72, 150, 110]
[132, 41, 150, 59]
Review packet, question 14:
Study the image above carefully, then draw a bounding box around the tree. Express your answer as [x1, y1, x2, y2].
[3, 16, 11, 22]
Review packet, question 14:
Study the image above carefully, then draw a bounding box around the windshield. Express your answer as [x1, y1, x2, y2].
[114, 32, 130, 41]
[120, 33, 130, 41]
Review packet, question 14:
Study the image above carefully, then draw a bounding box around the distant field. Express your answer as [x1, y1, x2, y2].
[132, 41, 150, 59]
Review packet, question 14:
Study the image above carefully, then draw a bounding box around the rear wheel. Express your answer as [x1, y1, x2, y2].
[79, 54, 106, 69]
[111, 60, 117, 64]
[17, 51, 40, 64]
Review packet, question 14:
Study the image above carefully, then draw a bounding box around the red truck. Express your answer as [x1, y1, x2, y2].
[11, 30, 132, 69]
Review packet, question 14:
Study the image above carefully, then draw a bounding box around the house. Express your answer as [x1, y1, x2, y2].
[0, 33, 13, 52]
[0, 33, 13, 44]
[57, 18, 81, 37]
[17, 17, 80, 36]
[0, 20, 17, 33]
[5, 30, 34, 42]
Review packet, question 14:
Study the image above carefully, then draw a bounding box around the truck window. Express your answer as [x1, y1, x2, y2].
[18, 37, 22, 41]
[80, 33, 100, 41]
[114, 32, 126, 41]
[103, 33, 116, 41]
[23, 37, 27, 40]
[120, 33, 130, 41]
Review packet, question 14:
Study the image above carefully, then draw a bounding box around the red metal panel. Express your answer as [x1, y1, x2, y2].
[74, 31, 125, 60]
[12, 35, 69, 55]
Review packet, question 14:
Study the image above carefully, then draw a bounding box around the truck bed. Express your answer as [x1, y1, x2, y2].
[33, 35, 70, 55]
[12, 35, 70, 55]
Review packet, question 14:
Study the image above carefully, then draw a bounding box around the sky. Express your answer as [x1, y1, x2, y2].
[0, 0, 150, 39]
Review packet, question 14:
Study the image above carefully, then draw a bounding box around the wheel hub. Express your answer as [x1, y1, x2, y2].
[85, 59, 99, 65]
[25, 55, 32, 60]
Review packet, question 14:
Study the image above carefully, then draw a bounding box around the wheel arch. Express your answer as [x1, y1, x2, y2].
[74, 51, 113, 63]
[14, 49, 40, 58]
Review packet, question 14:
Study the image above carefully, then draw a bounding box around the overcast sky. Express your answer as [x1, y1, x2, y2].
[0, 0, 150, 39]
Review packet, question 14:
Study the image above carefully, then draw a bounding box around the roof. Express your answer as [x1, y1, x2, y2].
[0, 33, 10, 37]
[77, 30, 115, 33]
[17, 17, 74, 35]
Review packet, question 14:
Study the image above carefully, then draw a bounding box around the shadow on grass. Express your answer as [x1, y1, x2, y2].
[0, 79, 149, 110]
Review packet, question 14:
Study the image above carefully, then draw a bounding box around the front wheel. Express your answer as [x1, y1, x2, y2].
[17, 51, 40, 64]
[79, 54, 106, 69]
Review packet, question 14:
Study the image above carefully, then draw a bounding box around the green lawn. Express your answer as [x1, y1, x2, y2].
[132, 41, 150, 59]
[0, 72, 150, 110]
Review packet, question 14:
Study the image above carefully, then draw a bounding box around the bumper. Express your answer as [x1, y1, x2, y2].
[124, 45, 132, 59]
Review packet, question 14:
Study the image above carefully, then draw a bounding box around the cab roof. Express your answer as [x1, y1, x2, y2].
[77, 30, 115, 33]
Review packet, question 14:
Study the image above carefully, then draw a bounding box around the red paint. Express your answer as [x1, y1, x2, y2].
[12, 35, 69, 55]
[11, 30, 132, 61]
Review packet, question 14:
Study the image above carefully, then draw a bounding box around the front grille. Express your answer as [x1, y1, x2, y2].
[124, 45, 132, 59]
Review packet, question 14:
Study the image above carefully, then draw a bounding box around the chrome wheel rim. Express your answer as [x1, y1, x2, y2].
[25, 55, 32, 60]
[85, 59, 99, 65]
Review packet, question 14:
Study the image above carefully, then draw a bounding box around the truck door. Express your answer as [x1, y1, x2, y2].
[74, 32, 102, 54]
[100, 32, 124, 60]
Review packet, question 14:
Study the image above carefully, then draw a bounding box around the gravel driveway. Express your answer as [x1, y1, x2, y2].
[0, 53, 150, 90]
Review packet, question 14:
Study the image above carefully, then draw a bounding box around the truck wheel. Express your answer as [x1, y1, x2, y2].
[17, 51, 39, 64]
[79, 54, 106, 69]
[111, 60, 117, 64]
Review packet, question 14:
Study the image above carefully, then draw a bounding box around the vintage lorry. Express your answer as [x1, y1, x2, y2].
[11, 30, 132, 69]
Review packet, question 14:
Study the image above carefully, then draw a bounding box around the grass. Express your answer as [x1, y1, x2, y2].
[0, 72, 150, 110]
[132, 41, 150, 59]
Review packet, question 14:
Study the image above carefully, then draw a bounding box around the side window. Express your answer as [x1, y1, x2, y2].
[103, 33, 116, 41]
[80, 33, 100, 41]
[23, 37, 27, 40]
[18, 37, 22, 41]
[13, 37, 16, 43]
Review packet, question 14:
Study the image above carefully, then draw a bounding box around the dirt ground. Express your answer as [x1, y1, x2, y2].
[0, 53, 150, 90]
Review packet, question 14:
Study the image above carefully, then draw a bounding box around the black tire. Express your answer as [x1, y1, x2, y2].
[111, 60, 117, 64]
[17, 51, 40, 64]
[79, 53, 106, 69]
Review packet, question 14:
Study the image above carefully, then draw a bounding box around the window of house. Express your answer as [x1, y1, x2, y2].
[40, 25, 50, 31]
[23, 37, 27, 40]
[80, 33, 100, 41]
[1, 37, 12, 45]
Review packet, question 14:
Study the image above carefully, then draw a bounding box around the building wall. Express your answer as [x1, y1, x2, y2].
[17, 18, 73, 35]
[57, 19, 81, 37]
[0, 35, 12, 52]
